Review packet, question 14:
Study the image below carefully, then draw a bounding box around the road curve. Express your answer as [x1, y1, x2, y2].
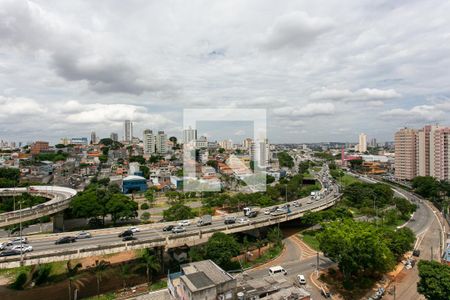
[0, 186, 77, 227]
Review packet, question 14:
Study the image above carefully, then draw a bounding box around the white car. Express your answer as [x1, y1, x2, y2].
[76, 231, 92, 239]
[237, 217, 249, 224]
[0, 242, 7, 250]
[297, 274, 306, 284]
[11, 244, 33, 252]
[129, 227, 140, 233]
[9, 237, 28, 244]
[178, 220, 191, 226]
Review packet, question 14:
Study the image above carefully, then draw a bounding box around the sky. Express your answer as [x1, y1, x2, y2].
[1, 0, 450, 144]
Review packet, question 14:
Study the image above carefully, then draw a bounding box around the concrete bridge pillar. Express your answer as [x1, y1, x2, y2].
[52, 212, 65, 232]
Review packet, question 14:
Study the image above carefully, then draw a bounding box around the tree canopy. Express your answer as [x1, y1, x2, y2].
[162, 203, 195, 221]
[277, 151, 294, 168]
[418, 260, 450, 300]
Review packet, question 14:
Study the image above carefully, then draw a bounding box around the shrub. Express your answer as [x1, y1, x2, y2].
[141, 212, 150, 221]
[140, 203, 149, 210]
[11, 272, 27, 290]
[33, 264, 52, 285]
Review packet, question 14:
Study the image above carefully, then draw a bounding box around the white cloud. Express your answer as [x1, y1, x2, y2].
[273, 102, 335, 118]
[381, 104, 448, 122]
[0, 96, 47, 117]
[310, 88, 401, 102]
[262, 11, 333, 50]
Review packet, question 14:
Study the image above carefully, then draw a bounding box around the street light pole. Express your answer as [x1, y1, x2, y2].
[19, 190, 23, 266]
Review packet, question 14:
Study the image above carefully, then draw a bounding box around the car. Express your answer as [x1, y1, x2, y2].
[0, 242, 7, 250]
[268, 266, 287, 276]
[122, 236, 137, 242]
[76, 231, 92, 239]
[118, 230, 134, 237]
[237, 217, 249, 224]
[163, 225, 174, 231]
[247, 211, 258, 218]
[177, 220, 191, 227]
[0, 249, 20, 257]
[171, 226, 186, 234]
[224, 216, 236, 224]
[11, 244, 33, 252]
[297, 274, 306, 284]
[129, 226, 140, 233]
[9, 237, 28, 244]
[413, 249, 420, 257]
[55, 236, 76, 245]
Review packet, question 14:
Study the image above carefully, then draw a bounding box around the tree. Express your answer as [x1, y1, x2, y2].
[129, 155, 146, 165]
[317, 220, 395, 284]
[381, 227, 415, 260]
[141, 212, 151, 221]
[205, 232, 241, 270]
[70, 190, 103, 219]
[67, 260, 83, 300]
[140, 165, 150, 179]
[418, 260, 450, 300]
[106, 194, 138, 225]
[90, 260, 110, 298]
[99, 138, 113, 146]
[145, 189, 155, 206]
[169, 136, 177, 144]
[163, 203, 195, 221]
[277, 151, 294, 168]
[412, 176, 440, 199]
[267, 227, 283, 246]
[141, 249, 161, 284]
[218, 148, 225, 154]
[206, 160, 218, 170]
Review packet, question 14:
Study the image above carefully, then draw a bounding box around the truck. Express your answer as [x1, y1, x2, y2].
[197, 215, 212, 226]
[243, 207, 259, 216]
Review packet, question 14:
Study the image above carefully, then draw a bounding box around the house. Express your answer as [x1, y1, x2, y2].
[168, 260, 236, 300]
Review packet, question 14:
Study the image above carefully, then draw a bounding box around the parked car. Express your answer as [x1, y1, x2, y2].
[122, 236, 137, 242]
[297, 274, 306, 284]
[11, 244, 33, 252]
[76, 231, 92, 239]
[413, 249, 421, 257]
[268, 266, 287, 276]
[178, 220, 191, 227]
[55, 236, 76, 245]
[129, 226, 140, 233]
[0, 249, 20, 257]
[163, 225, 174, 231]
[172, 226, 186, 234]
[118, 230, 134, 237]
[224, 216, 236, 224]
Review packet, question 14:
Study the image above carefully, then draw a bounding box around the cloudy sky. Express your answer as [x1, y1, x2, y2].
[1, 0, 450, 144]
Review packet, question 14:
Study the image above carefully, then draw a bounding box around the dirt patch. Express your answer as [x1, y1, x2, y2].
[77, 250, 137, 268]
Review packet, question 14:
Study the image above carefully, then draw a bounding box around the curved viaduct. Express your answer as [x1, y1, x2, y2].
[0, 186, 77, 229]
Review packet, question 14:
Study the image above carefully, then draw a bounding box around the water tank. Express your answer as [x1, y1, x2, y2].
[237, 292, 245, 300]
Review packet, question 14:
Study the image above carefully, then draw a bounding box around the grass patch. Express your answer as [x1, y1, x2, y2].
[242, 243, 284, 269]
[0, 265, 32, 280]
[298, 230, 321, 251]
[339, 174, 362, 187]
[149, 279, 167, 291]
[85, 292, 116, 300]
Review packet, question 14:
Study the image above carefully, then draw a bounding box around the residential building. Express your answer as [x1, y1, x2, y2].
[196, 136, 208, 149]
[357, 133, 367, 153]
[59, 137, 70, 146]
[30, 141, 49, 155]
[243, 138, 253, 151]
[394, 128, 418, 180]
[110, 132, 119, 142]
[183, 126, 197, 144]
[251, 139, 270, 167]
[168, 259, 236, 300]
[156, 131, 168, 154]
[70, 137, 88, 146]
[124, 120, 133, 142]
[143, 129, 156, 155]
[90, 131, 97, 144]
[219, 139, 232, 150]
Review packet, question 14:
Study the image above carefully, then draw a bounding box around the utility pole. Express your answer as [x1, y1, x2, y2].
[431, 246, 433, 261]
[393, 284, 396, 300]
[316, 252, 319, 274]
[18, 189, 23, 266]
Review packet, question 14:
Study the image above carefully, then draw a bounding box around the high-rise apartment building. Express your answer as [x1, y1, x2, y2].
[394, 128, 418, 180]
[219, 139, 232, 150]
[183, 126, 197, 144]
[156, 131, 168, 154]
[243, 138, 253, 151]
[30, 141, 49, 155]
[110, 132, 118, 142]
[143, 129, 155, 155]
[90, 131, 97, 144]
[251, 139, 270, 168]
[395, 125, 450, 182]
[357, 133, 367, 153]
[124, 120, 133, 142]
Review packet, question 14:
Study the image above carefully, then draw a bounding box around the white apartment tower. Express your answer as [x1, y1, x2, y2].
[143, 129, 155, 155]
[183, 126, 197, 144]
[156, 131, 168, 154]
[357, 133, 367, 153]
[124, 120, 133, 142]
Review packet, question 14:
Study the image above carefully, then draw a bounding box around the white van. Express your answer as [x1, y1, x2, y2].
[297, 274, 306, 284]
[268, 266, 287, 276]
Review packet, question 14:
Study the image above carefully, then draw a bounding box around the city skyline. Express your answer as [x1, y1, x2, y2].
[1, 0, 450, 143]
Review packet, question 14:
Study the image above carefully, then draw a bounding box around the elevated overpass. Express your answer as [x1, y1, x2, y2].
[0, 189, 341, 268]
[0, 186, 77, 229]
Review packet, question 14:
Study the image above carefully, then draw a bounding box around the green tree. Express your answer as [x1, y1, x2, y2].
[119, 264, 133, 289]
[277, 151, 294, 168]
[140, 165, 150, 179]
[141, 212, 151, 221]
[412, 176, 440, 199]
[317, 220, 395, 284]
[163, 203, 195, 221]
[66, 260, 83, 300]
[129, 155, 146, 164]
[205, 232, 240, 270]
[267, 227, 283, 246]
[141, 249, 161, 284]
[90, 260, 110, 298]
[417, 260, 450, 300]
[70, 190, 103, 219]
[106, 194, 138, 225]
[381, 227, 415, 261]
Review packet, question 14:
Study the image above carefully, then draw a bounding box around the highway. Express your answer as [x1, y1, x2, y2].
[0, 166, 340, 267]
